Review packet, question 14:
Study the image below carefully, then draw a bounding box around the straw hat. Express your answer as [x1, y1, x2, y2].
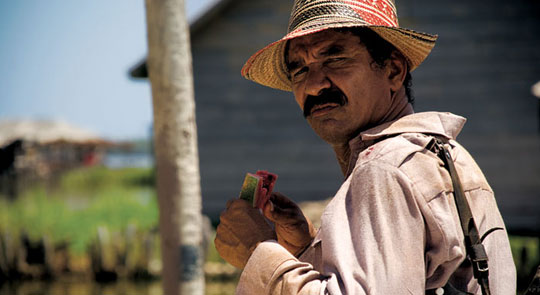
[241, 0, 437, 91]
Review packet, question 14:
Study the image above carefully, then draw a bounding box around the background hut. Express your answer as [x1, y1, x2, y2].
[130, 0, 540, 237]
[0, 120, 108, 198]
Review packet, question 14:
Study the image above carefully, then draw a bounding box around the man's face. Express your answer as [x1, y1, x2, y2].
[287, 30, 395, 145]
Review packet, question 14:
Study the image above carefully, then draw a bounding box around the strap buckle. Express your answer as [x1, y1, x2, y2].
[474, 260, 489, 273]
[470, 243, 489, 276]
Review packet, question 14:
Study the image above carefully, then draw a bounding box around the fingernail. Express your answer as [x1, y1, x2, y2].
[270, 201, 274, 212]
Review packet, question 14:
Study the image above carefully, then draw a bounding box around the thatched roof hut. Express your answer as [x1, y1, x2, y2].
[0, 120, 109, 198]
[0, 120, 105, 147]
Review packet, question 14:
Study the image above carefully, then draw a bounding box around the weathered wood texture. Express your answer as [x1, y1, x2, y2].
[186, 0, 540, 234]
[145, 0, 204, 294]
[399, 0, 540, 235]
[191, 0, 343, 220]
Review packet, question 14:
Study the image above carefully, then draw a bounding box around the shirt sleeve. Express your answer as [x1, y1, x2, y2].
[237, 241, 328, 295]
[236, 160, 431, 294]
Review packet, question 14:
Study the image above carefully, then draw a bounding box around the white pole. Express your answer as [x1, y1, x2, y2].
[144, 0, 204, 294]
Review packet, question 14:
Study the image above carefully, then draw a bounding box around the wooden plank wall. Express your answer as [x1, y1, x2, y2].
[191, 0, 343, 220]
[189, 0, 540, 234]
[399, 0, 540, 234]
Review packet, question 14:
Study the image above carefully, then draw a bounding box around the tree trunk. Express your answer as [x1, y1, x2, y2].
[144, 0, 204, 294]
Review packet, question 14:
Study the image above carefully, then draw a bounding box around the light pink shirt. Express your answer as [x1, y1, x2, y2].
[237, 112, 516, 294]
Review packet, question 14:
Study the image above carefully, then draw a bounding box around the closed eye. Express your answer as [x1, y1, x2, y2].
[291, 66, 308, 82]
[324, 57, 347, 67]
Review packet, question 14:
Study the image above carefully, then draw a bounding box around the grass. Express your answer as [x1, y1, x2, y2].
[0, 166, 158, 256]
[511, 235, 540, 293]
[512, 236, 539, 271]
[1, 165, 538, 293]
[59, 166, 154, 193]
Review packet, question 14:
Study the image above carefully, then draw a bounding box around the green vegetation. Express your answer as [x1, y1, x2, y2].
[511, 235, 540, 293]
[0, 166, 537, 293]
[511, 236, 539, 272]
[59, 166, 154, 193]
[0, 165, 239, 292]
[0, 166, 157, 256]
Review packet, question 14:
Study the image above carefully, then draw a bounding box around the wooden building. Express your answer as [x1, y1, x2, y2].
[132, 0, 540, 234]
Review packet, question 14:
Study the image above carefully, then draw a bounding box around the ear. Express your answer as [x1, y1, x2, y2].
[386, 51, 408, 93]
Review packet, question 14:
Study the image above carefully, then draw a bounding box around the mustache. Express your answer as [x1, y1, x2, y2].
[303, 88, 347, 118]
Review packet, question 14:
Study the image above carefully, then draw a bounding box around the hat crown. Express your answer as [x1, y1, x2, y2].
[288, 0, 399, 33]
[241, 0, 437, 91]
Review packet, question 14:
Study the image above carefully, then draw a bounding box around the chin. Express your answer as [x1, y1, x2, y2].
[312, 126, 351, 145]
[308, 118, 358, 144]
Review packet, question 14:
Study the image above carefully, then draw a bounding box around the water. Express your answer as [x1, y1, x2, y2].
[0, 280, 163, 295]
[1, 280, 237, 295]
[104, 152, 154, 169]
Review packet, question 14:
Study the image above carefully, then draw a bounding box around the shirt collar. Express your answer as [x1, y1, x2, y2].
[345, 112, 467, 176]
[360, 112, 466, 142]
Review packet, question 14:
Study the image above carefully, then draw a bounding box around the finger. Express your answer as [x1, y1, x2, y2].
[226, 199, 236, 209]
[215, 223, 238, 248]
[266, 204, 302, 225]
[229, 198, 254, 210]
[214, 224, 246, 269]
[271, 192, 300, 211]
[270, 193, 302, 216]
[262, 200, 273, 219]
[219, 201, 243, 227]
[270, 192, 295, 207]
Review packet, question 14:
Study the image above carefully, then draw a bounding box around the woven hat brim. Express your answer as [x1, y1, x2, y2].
[241, 24, 437, 92]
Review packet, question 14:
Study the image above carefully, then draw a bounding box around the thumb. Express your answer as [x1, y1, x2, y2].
[263, 193, 301, 224]
[262, 200, 275, 222]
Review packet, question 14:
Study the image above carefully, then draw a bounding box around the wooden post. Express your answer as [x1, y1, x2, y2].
[144, 0, 204, 294]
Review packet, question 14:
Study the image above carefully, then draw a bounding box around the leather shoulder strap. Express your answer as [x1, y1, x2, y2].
[427, 138, 491, 295]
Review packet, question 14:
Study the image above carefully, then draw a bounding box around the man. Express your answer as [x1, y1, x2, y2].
[214, 0, 516, 293]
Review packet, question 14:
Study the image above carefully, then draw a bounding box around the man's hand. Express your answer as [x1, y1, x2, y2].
[214, 199, 277, 269]
[263, 192, 316, 257]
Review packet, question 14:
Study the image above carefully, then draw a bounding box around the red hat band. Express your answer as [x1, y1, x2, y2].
[288, 0, 399, 35]
[240, 0, 437, 91]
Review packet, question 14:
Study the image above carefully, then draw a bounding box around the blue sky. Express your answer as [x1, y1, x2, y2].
[0, 0, 217, 140]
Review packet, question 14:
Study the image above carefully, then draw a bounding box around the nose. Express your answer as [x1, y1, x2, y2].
[304, 65, 331, 97]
